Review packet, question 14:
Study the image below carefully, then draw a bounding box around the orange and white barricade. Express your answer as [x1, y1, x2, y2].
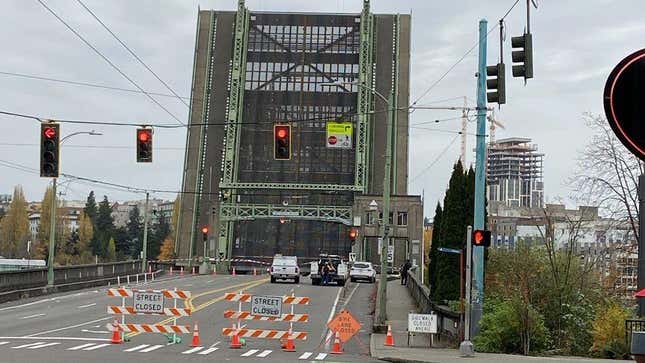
[107, 287, 192, 344]
[222, 291, 309, 351]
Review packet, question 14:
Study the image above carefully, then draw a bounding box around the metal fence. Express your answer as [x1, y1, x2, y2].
[407, 272, 461, 344]
[626, 319, 645, 349]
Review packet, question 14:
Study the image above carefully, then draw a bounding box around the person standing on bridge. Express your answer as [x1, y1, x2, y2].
[400, 259, 412, 286]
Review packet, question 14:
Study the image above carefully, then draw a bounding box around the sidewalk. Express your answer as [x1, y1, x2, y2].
[369, 280, 633, 363]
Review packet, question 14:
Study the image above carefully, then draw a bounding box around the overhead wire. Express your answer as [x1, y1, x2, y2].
[408, 134, 461, 184]
[75, 0, 190, 108]
[35, 0, 186, 126]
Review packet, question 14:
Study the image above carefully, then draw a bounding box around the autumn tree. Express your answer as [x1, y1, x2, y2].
[76, 212, 94, 263]
[106, 237, 116, 262]
[157, 237, 175, 260]
[36, 186, 70, 261]
[0, 186, 30, 258]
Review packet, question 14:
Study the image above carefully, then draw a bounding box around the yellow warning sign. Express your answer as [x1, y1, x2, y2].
[326, 122, 353, 149]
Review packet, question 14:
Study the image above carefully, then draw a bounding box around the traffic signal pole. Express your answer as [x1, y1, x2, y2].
[460, 226, 474, 356]
[142, 192, 149, 273]
[472, 19, 488, 337]
[47, 178, 57, 287]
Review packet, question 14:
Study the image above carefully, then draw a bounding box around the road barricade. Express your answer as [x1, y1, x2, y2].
[222, 291, 309, 351]
[106, 287, 192, 344]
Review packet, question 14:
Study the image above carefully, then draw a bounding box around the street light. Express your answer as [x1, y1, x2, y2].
[47, 130, 102, 288]
[322, 79, 394, 328]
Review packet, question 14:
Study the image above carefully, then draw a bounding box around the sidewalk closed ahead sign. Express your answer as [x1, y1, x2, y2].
[408, 313, 437, 334]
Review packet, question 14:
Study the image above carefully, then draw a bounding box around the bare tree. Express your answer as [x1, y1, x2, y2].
[572, 113, 643, 244]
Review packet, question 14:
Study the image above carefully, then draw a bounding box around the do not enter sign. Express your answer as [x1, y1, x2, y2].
[327, 309, 361, 343]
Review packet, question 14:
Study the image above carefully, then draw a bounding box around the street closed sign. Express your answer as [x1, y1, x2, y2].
[251, 295, 282, 318]
[133, 291, 164, 314]
[408, 313, 437, 333]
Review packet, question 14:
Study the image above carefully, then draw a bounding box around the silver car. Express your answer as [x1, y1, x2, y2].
[349, 262, 376, 283]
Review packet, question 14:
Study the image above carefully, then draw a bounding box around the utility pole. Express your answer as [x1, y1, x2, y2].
[472, 18, 488, 337]
[142, 192, 150, 273]
[460, 96, 467, 165]
[47, 178, 57, 287]
[460, 226, 474, 356]
[639, 175, 645, 317]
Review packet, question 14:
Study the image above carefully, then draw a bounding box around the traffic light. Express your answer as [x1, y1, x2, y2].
[40, 122, 60, 178]
[201, 226, 208, 242]
[486, 63, 506, 104]
[349, 228, 358, 243]
[511, 32, 534, 79]
[136, 128, 153, 162]
[274, 124, 291, 160]
[472, 229, 491, 248]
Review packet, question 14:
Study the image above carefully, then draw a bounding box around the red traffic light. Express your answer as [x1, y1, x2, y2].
[201, 226, 208, 234]
[43, 127, 56, 139]
[349, 228, 358, 240]
[277, 128, 287, 139]
[472, 229, 491, 247]
[274, 125, 291, 160]
[138, 129, 151, 142]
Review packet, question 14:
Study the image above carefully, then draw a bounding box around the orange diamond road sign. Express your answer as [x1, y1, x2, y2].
[327, 309, 361, 343]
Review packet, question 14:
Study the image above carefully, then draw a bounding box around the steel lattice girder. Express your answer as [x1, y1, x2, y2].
[356, 0, 374, 193]
[220, 182, 362, 192]
[219, 203, 353, 226]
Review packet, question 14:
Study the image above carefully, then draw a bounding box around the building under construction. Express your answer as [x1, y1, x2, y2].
[486, 137, 544, 209]
[174, 0, 414, 268]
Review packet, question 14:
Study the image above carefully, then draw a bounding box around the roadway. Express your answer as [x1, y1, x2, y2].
[0, 272, 379, 363]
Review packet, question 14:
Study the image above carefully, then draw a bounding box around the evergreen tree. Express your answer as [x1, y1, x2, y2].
[113, 226, 129, 259]
[150, 212, 170, 259]
[126, 205, 142, 258]
[0, 186, 30, 258]
[83, 191, 98, 225]
[94, 196, 115, 258]
[427, 202, 442, 291]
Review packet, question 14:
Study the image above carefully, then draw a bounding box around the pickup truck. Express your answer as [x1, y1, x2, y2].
[269, 255, 299, 284]
[309, 254, 349, 286]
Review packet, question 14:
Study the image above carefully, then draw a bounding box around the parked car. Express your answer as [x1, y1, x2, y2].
[309, 254, 349, 286]
[349, 262, 376, 283]
[269, 255, 299, 284]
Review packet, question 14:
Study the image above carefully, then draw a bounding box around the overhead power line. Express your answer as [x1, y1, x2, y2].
[75, 0, 189, 108]
[409, 134, 461, 184]
[0, 71, 191, 100]
[35, 0, 186, 126]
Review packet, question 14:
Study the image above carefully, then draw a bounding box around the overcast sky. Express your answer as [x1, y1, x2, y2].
[1, 0, 644, 217]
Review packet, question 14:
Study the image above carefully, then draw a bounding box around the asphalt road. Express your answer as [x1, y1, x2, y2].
[0, 273, 380, 363]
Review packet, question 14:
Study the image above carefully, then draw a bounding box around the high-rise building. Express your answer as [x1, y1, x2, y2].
[486, 137, 544, 209]
[176, 0, 412, 265]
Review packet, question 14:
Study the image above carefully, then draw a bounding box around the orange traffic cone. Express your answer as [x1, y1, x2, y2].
[191, 321, 200, 347]
[330, 331, 342, 354]
[169, 266, 173, 276]
[282, 329, 296, 352]
[232, 267, 236, 277]
[230, 324, 242, 349]
[110, 319, 122, 344]
[384, 324, 395, 346]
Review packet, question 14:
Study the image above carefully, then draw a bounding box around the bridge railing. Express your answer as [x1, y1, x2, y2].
[626, 319, 645, 349]
[407, 272, 461, 345]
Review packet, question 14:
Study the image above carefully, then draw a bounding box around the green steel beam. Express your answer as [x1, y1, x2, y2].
[391, 14, 400, 193]
[220, 182, 362, 192]
[219, 203, 353, 226]
[356, 0, 374, 193]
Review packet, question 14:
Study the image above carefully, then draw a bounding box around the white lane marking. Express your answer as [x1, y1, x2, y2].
[241, 349, 259, 357]
[198, 347, 219, 355]
[20, 314, 45, 320]
[84, 343, 110, 351]
[77, 303, 96, 309]
[124, 344, 149, 352]
[0, 292, 93, 312]
[256, 349, 272, 357]
[212, 341, 221, 346]
[81, 329, 109, 334]
[0, 336, 110, 342]
[323, 287, 343, 349]
[182, 346, 204, 354]
[315, 353, 327, 360]
[12, 342, 45, 349]
[27, 342, 60, 349]
[25, 317, 111, 337]
[0, 342, 9, 346]
[298, 352, 313, 360]
[67, 343, 95, 350]
[139, 344, 164, 353]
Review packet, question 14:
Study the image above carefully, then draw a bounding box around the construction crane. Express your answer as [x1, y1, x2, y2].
[487, 110, 506, 144]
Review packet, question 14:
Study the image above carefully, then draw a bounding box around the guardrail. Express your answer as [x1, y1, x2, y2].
[626, 319, 645, 350]
[406, 273, 461, 345]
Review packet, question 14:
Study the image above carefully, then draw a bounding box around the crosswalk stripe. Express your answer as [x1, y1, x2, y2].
[0, 342, 9, 346]
[84, 343, 111, 351]
[256, 350, 272, 357]
[298, 352, 313, 360]
[124, 344, 149, 352]
[315, 353, 327, 360]
[67, 343, 95, 351]
[198, 347, 219, 355]
[139, 345, 164, 353]
[12, 342, 45, 349]
[182, 346, 204, 354]
[27, 342, 60, 349]
[241, 349, 259, 357]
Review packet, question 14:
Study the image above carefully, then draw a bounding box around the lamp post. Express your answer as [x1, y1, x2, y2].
[47, 130, 102, 288]
[322, 80, 394, 327]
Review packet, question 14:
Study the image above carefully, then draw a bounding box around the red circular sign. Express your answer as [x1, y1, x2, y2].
[328, 136, 337, 145]
[604, 48, 645, 160]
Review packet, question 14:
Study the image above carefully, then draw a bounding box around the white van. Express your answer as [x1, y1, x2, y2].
[269, 255, 300, 284]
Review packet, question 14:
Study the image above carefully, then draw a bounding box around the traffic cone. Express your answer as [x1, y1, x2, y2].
[180, 267, 184, 276]
[384, 324, 395, 346]
[282, 329, 296, 352]
[169, 266, 173, 276]
[191, 321, 200, 347]
[232, 267, 236, 277]
[230, 324, 242, 349]
[192, 267, 196, 275]
[110, 319, 122, 344]
[330, 331, 342, 354]
[253, 267, 257, 276]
